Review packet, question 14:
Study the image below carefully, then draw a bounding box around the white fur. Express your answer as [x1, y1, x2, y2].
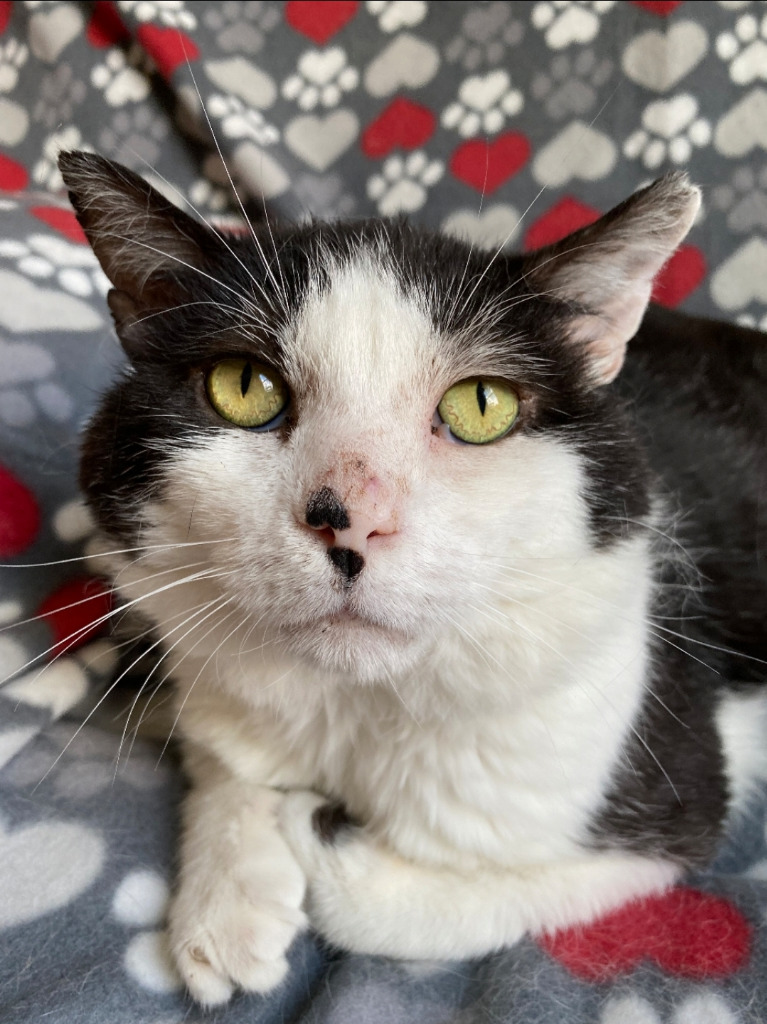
[103, 260, 686, 1004]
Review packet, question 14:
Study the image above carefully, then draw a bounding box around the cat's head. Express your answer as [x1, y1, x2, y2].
[59, 152, 699, 689]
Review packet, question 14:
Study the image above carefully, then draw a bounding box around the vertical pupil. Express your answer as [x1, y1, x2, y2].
[476, 380, 487, 417]
[240, 362, 253, 397]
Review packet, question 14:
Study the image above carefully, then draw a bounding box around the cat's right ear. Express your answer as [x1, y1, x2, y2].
[58, 150, 215, 357]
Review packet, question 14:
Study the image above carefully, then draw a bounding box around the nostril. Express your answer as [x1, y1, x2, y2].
[311, 525, 335, 548]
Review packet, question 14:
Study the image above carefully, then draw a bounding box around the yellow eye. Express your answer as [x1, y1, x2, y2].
[206, 359, 289, 428]
[438, 378, 519, 444]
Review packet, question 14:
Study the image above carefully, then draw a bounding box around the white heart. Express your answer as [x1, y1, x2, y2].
[205, 57, 276, 110]
[459, 71, 510, 112]
[0, 271, 104, 333]
[442, 204, 521, 250]
[0, 819, 105, 928]
[714, 88, 767, 156]
[622, 21, 708, 92]
[298, 47, 346, 87]
[642, 94, 697, 139]
[532, 121, 616, 188]
[28, 6, 84, 62]
[364, 34, 440, 97]
[284, 111, 359, 171]
[0, 98, 28, 146]
[710, 238, 767, 310]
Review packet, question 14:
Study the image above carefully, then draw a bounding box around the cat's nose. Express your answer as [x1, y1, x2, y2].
[304, 484, 397, 580]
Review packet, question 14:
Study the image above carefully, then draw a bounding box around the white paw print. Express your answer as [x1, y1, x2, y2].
[624, 94, 711, 169]
[737, 311, 767, 331]
[366, 0, 427, 33]
[32, 126, 88, 191]
[208, 93, 280, 145]
[91, 49, 150, 106]
[367, 151, 443, 216]
[532, 0, 616, 49]
[188, 177, 232, 213]
[113, 869, 182, 995]
[282, 47, 359, 110]
[0, 232, 109, 299]
[117, 0, 196, 30]
[442, 70, 523, 137]
[0, 39, 27, 94]
[716, 10, 767, 84]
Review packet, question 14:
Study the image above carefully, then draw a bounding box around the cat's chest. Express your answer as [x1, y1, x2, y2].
[307, 680, 644, 869]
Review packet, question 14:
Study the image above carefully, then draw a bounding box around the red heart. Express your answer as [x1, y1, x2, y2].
[539, 887, 751, 982]
[362, 98, 436, 159]
[0, 466, 40, 558]
[450, 133, 530, 195]
[37, 577, 113, 659]
[136, 25, 199, 79]
[0, 153, 28, 192]
[523, 196, 601, 251]
[30, 207, 88, 245]
[652, 244, 706, 307]
[87, 0, 130, 47]
[631, 1, 685, 15]
[0, 1, 12, 35]
[286, 1, 359, 44]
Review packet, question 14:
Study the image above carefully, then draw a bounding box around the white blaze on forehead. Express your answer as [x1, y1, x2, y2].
[287, 256, 438, 420]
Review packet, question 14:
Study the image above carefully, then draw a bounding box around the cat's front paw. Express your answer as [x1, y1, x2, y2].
[169, 843, 307, 1005]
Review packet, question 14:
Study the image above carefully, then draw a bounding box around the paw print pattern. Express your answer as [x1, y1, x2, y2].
[32, 63, 86, 129]
[91, 48, 150, 107]
[531, 49, 613, 120]
[0, 232, 108, 300]
[445, 3, 525, 71]
[208, 93, 280, 145]
[712, 164, 767, 233]
[117, 0, 196, 30]
[442, 71, 523, 137]
[532, 1, 616, 50]
[366, 0, 428, 33]
[32, 127, 88, 191]
[294, 172, 357, 220]
[99, 104, 169, 168]
[188, 177, 233, 214]
[624, 94, 711, 169]
[282, 48, 359, 110]
[716, 10, 767, 84]
[202, 1, 280, 54]
[0, 39, 27, 94]
[367, 151, 443, 216]
[113, 869, 182, 995]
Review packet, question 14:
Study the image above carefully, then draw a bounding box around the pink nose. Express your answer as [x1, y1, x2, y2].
[304, 484, 396, 556]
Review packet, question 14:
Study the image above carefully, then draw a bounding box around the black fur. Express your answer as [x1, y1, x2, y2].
[328, 548, 365, 581]
[306, 487, 351, 531]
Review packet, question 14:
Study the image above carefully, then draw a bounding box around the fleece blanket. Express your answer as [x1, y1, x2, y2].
[1, 3, 767, 1022]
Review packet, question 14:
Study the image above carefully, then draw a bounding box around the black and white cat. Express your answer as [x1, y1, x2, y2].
[59, 151, 767, 1006]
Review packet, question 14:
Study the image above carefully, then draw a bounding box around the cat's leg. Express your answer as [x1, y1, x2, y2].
[279, 791, 681, 959]
[168, 779, 307, 1006]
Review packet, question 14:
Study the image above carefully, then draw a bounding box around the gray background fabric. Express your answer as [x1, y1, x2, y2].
[1, 3, 767, 1022]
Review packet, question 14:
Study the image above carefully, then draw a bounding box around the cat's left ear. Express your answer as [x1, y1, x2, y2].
[523, 173, 701, 385]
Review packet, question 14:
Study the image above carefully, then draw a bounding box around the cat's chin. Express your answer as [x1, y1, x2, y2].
[285, 613, 426, 683]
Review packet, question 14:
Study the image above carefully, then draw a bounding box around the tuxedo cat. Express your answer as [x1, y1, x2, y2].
[59, 151, 767, 1006]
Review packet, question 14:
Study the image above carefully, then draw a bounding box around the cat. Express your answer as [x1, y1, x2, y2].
[59, 150, 767, 1006]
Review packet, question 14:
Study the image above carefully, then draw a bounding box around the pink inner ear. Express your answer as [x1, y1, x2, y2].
[570, 277, 655, 386]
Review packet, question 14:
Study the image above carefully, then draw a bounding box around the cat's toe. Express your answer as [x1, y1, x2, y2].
[169, 882, 307, 1004]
